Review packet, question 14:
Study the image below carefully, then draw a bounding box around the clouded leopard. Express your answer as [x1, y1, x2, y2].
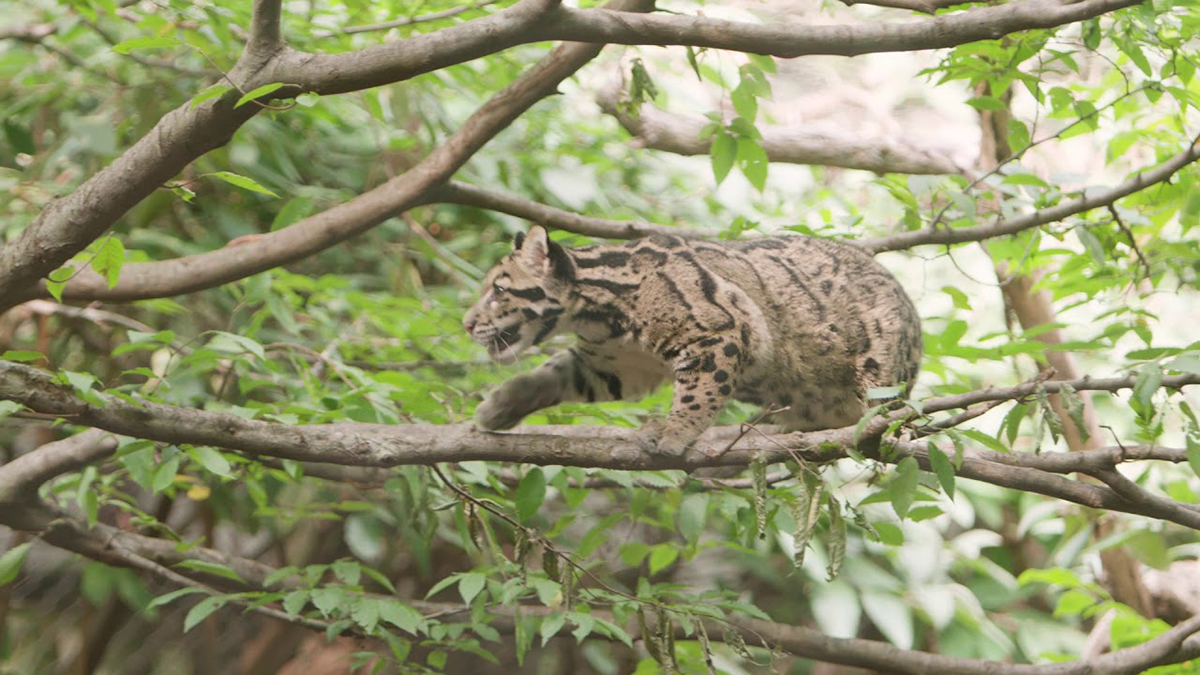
[463, 226, 922, 457]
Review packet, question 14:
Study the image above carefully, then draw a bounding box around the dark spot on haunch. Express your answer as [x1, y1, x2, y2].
[699, 336, 722, 347]
[714, 370, 729, 383]
[688, 404, 701, 411]
[681, 395, 695, 404]
[723, 343, 739, 357]
[700, 355, 717, 372]
[719, 384, 731, 396]
[863, 358, 881, 374]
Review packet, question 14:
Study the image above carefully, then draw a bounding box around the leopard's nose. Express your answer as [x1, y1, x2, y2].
[463, 319, 475, 334]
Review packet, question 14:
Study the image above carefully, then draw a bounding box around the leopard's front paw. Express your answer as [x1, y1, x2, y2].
[474, 389, 527, 431]
[633, 420, 696, 457]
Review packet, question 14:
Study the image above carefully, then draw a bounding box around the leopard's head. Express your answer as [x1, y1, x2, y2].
[463, 226, 575, 364]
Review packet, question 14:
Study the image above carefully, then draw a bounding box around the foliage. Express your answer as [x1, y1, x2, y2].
[1, 0, 1200, 673]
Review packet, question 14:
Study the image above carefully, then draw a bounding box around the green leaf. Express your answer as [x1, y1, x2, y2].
[111, 36, 182, 54]
[458, 572, 486, 605]
[648, 545, 679, 575]
[208, 171, 279, 197]
[331, 559, 361, 586]
[678, 493, 707, 546]
[736, 136, 769, 191]
[187, 446, 234, 478]
[927, 444, 955, 499]
[282, 589, 310, 615]
[1186, 433, 1200, 480]
[890, 457, 919, 519]
[148, 586, 207, 609]
[0, 543, 31, 585]
[379, 599, 424, 635]
[174, 559, 245, 583]
[150, 455, 181, 493]
[91, 237, 125, 288]
[1, 350, 45, 362]
[1131, 364, 1162, 422]
[351, 597, 381, 634]
[540, 611, 567, 646]
[515, 468, 547, 523]
[710, 131, 736, 185]
[183, 595, 230, 632]
[1058, 383, 1089, 442]
[191, 85, 233, 108]
[235, 82, 286, 108]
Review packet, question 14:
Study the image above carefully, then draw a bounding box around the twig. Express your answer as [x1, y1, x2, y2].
[313, 0, 503, 38]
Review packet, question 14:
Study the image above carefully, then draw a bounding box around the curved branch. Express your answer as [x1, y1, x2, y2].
[432, 181, 718, 239]
[597, 92, 966, 175]
[313, 0, 504, 38]
[5, 0, 654, 306]
[862, 134, 1200, 253]
[3, 361, 1199, 528]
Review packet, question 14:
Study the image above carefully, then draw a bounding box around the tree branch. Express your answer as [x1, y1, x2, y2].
[862, 133, 1200, 253]
[3, 0, 654, 306]
[0, 429, 117, 501]
[431, 181, 718, 239]
[248, 0, 284, 51]
[597, 91, 966, 175]
[3, 360, 1199, 528]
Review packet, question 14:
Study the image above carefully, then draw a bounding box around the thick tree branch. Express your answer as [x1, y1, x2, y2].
[863, 134, 1200, 253]
[597, 93, 966, 175]
[3, 360, 1199, 528]
[248, 0, 284, 52]
[0, 429, 117, 501]
[4, 0, 654, 306]
[432, 181, 718, 239]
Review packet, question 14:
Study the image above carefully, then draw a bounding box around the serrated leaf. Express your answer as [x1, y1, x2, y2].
[331, 559, 361, 586]
[183, 595, 229, 632]
[282, 589, 310, 615]
[379, 599, 423, 635]
[235, 82, 286, 108]
[710, 131, 736, 185]
[927, 443, 955, 499]
[351, 597, 380, 634]
[111, 36, 181, 54]
[208, 171, 279, 197]
[515, 468, 546, 523]
[91, 237, 125, 288]
[310, 587, 344, 617]
[0, 543, 31, 585]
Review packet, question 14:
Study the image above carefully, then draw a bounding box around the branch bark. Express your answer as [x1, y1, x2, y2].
[597, 91, 967, 175]
[3, 360, 1198, 528]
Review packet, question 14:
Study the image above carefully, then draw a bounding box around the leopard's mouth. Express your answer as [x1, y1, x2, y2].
[486, 326, 525, 364]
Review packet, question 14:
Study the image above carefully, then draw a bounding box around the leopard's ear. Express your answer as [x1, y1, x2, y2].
[516, 227, 573, 280]
[516, 226, 551, 275]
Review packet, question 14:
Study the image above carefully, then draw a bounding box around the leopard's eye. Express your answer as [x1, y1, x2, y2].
[493, 284, 508, 295]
